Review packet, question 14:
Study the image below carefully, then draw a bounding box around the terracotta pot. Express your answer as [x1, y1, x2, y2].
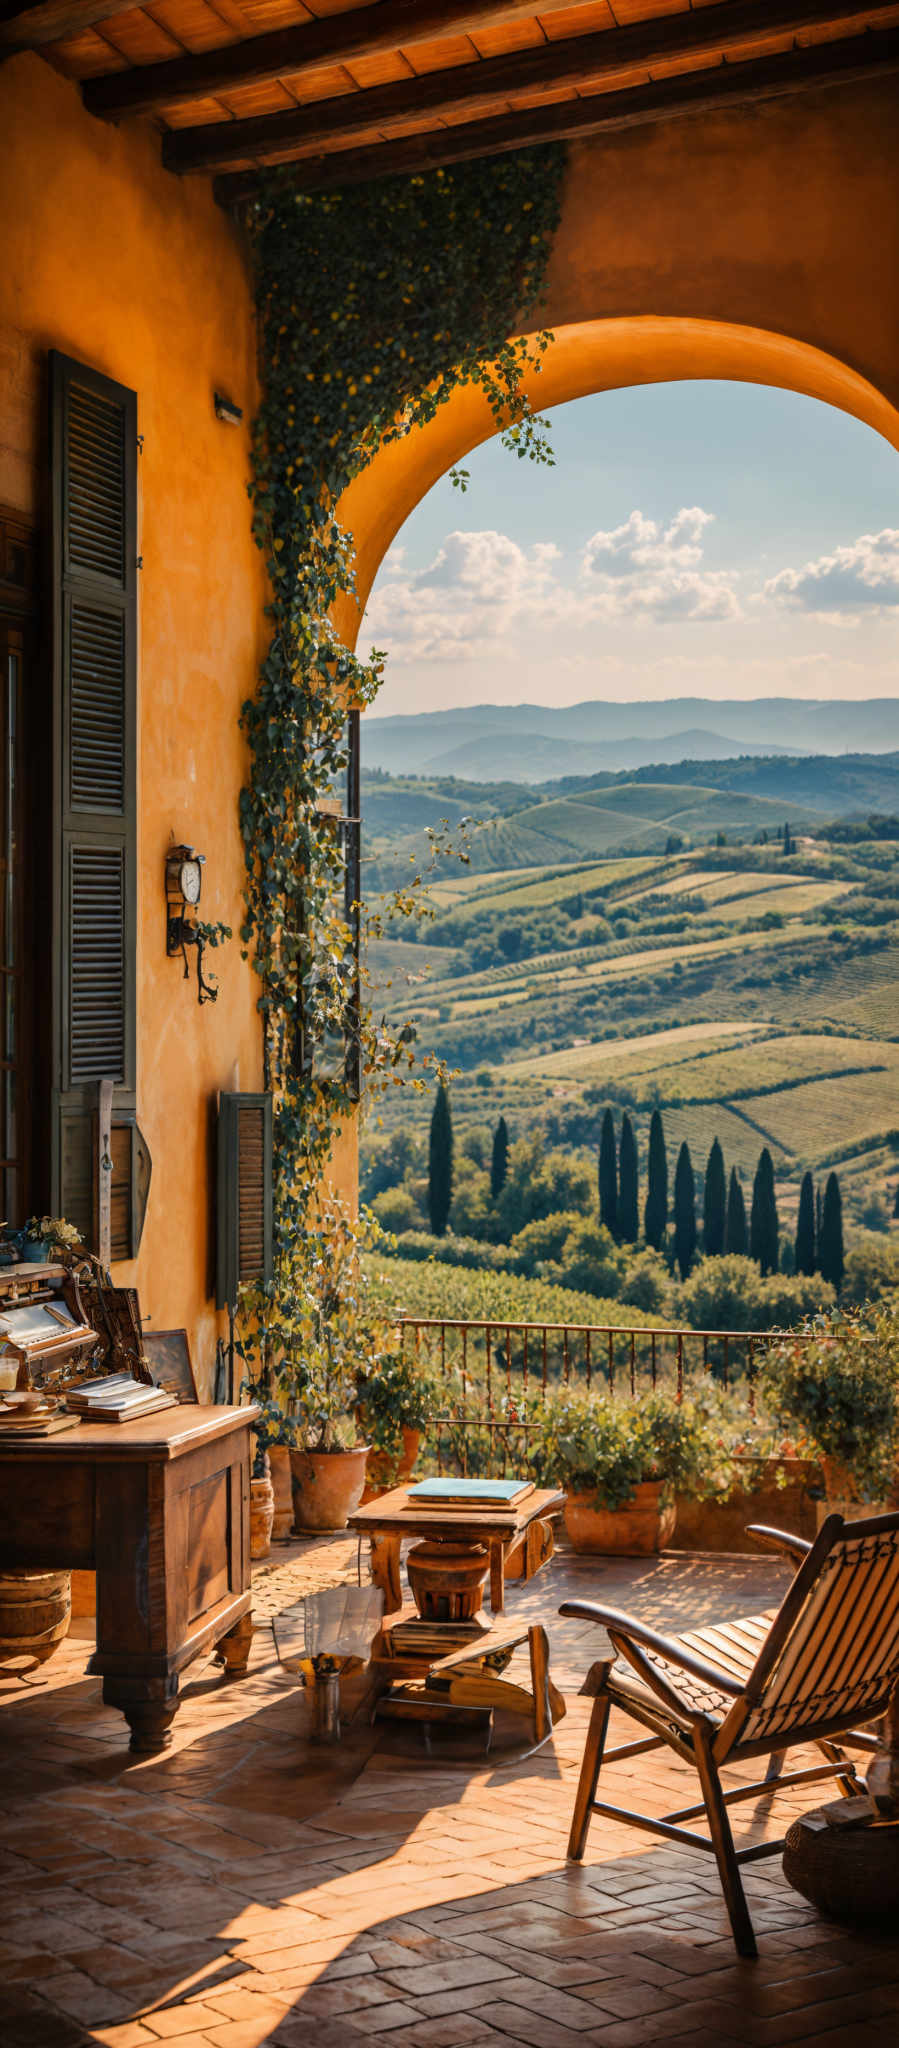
[290, 1445, 370, 1533]
[0, 1569, 71, 1669]
[267, 1444, 294, 1542]
[564, 1481, 676, 1556]
[406, 1539, 489, 1621]
[361, 1425, 422, 1502]
[250, 1467, 275, 1560]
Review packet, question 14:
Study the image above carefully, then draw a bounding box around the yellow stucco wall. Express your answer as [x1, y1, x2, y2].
[1, 54, 271, 1391]
[3, 58, 897, 1378]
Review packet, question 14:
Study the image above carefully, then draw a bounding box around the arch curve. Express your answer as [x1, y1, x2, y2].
[337, 315, 899, 645]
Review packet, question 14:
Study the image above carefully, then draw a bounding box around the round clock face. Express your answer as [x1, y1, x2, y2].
[180, 859, 202, 906]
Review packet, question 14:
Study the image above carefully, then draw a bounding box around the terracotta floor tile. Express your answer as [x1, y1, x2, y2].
[142, 2005, 228, 2040]
[1, 1547, 894, 2048]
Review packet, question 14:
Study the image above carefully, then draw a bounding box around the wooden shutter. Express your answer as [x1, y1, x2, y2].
[49, 353, 138, 1249]
[216, 1092, 273, 1309]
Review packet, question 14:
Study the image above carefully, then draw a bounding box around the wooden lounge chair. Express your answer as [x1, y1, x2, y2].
[561, 1511, 899, 1956]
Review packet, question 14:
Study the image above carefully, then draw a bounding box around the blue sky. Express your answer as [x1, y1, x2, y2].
[361, 381, 899, 717]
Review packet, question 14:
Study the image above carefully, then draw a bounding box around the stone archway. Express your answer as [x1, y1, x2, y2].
[337, 67, 899, 638]
[337, 313, 899, 643]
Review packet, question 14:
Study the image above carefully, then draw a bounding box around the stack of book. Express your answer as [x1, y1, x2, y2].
[0, 1392, 79, 1441]
[402, 1477, 534, 1511]
[64, 1373, 176, 1423]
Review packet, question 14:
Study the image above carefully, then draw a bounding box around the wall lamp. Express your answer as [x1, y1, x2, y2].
[214, 392, 243, 426]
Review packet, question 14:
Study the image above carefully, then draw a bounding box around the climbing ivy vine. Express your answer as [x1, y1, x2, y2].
[240, 146, 565, 1310]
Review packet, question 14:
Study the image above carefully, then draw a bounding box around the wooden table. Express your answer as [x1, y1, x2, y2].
[349, 1485, 565, 1619]
[0, 1404, 257, 1753]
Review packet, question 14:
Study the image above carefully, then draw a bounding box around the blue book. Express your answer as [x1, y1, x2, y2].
[405, 1476, 533, 1508]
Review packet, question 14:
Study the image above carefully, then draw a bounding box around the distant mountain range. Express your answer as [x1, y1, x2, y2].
[362, 698, 899, 782]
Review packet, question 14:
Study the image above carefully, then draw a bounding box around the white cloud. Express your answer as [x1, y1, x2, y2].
[364, 528, 567, 663]
[582, 507, 740, 621]
[365, 509, 741, 665]
[765, 527, 899, 619]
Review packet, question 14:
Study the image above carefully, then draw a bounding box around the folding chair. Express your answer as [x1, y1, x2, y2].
[561, 1511, 899, 1956]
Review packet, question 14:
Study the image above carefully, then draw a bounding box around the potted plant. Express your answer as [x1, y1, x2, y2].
[356, 1344, 437, 1499]
[760, 1300, 899, 1511]
[527, 1388, 734, 1554]
[249, 1436, 275, 1561]
[19, 1215, 81, 1264]
[272, 1199, 387, 1533]
[244, 1394, 297, 1548]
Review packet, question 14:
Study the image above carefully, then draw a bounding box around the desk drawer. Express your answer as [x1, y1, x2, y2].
[0, 1460, 95, 1568]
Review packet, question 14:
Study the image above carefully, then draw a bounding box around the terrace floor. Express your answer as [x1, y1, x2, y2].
[1, 1538, 897, 2048]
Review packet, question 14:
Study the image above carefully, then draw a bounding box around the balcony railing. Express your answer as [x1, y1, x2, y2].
[397, 1315, 809, 1477]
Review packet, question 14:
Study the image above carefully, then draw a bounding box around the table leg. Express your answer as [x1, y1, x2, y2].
[216, 1611, 254, 1678]
[489, 1540, 505, 1615]
[102, 1674, 180, 1755]
[370, 1533, 403, 1615]
[525, 1518, 554, 1580]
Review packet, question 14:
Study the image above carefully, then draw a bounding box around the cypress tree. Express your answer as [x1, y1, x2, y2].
[819, 1171, 845, 1293]
[783, 820, 793, 855]
[795, 1170, 816, 1276]
[598, 1108, 618, 1240]
[726, 1168, 748, 1256]
[703, 1138, 726, 1257]
[618, 1113, 639, 1244]
[428, 1082, 453, 1238]
[750, 1148, 779, 1275]
[644, 1108, 668, 1250]
[816, 1181, 823, 1245]
[673, 1141, 697, 1280]
[894, 1181, 899, 1221]
[490, 1115, 510, 1201]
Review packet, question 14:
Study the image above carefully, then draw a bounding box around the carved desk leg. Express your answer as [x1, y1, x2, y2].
[369, 1533, 402, 1615]
[216, 1611, 254, 1678]
[102, 1674, 180, 1755]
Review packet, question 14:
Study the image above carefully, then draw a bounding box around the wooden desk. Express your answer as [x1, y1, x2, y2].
[0, 1404, 257, 1753]
[349, 1485, 565, 1618]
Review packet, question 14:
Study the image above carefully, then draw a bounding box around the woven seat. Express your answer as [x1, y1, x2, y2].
[562, 1512, 899, 1958]
[609, 1609, 778, 1725]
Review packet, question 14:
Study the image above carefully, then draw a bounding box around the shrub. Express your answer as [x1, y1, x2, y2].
[759, 1299, 899, 1499]
[675, 1255, 833, 1333]
[618, 1247, 673, 1315]
[369, 1186, 422, 1235]
[842, 1242, 899, 1307]
[526, 1387, 735, 1508]
[508, 1209, 591, 1276]
[555, 1217, 628, 1298]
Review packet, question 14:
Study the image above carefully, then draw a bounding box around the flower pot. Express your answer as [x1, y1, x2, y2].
[22, 1240, 50, 1264]
[250, 1467, 275, 1560]
[267, 1444, 294, 1542]
[290, 1445, 370, 1533]
[360, 1425, 421, 1503]
[0, 1569, 71, 1670]
[564, 1481, 676, 1556]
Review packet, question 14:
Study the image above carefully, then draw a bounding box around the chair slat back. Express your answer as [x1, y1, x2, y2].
[737, 1511, 899, 1747]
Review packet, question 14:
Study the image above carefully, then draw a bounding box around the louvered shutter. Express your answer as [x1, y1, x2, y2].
[216, 1092, 273, 1310]
[49, 353, 138, 1249]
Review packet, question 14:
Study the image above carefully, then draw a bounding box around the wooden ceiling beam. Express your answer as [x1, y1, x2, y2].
[83, 0, 576, 120]
[162, 0, 893, 176]
[0, 0, 144, 53]
[214, 29, 899, 204]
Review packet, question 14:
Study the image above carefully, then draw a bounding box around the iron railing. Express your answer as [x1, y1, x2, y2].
[397, 1315, 810, 1476]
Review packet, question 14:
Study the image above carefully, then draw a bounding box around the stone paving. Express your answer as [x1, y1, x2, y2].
[1, 1535, 897, 2048]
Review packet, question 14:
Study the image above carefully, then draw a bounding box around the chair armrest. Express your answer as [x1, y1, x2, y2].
[558, 1599, 743, 1698]
[747, 1523, 812, 1562]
